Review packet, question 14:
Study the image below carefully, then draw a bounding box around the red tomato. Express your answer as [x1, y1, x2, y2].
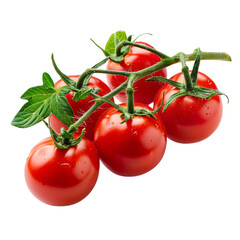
[107, 42, 167, 105]
[153, 72, 223, 143]
[94, 103, 167, 176]
[25, 137, 99, 206]
[50, 75, 114, 140]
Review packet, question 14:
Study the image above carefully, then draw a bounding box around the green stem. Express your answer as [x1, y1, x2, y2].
[76, 68, 131, 89]
[68, 50, 231, 134]
[115, 40, 169, 59]
[90, 92, 125, 113]
[68, 80, 130, 133]
[180, 54, 193, 91]
[185, 50, 231, 62]
[191, 48, 202, 85]
[182, 66, 193, 91]
[126, 75, 136, 114]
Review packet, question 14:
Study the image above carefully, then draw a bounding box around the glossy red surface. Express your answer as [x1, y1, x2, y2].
[94, 103, 167, 176]
[154, 72, 223, 143]
[107, 42, 167, 104]
[50, 75, 114, 140]
[25, 137, 99, 206]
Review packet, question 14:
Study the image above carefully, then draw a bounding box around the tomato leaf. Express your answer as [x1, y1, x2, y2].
[105, 31, 127, 55]
[73, 87, 92, 102]
[11, 99, 52, 128]
[42, 72, 55, 88]
[50, 89, 74, 127]
[21, 86, 56, 102]
[12, 73, 58, 128]
[11, 72, 75, 129]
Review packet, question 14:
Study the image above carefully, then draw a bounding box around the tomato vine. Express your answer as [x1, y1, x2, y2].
[11, 30, 232, 205]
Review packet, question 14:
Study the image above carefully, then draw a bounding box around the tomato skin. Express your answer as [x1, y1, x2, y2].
[153, 72, 223, 143]
[94, 103, 167, 176]
[25, 137, 99, 206]
[107, 42, 167, 105]
[50, 75, 114, 141]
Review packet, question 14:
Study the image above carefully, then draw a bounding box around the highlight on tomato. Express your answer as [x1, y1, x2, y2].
[91, 31, 167, 105]
[25, 137, 99, 206]
[154, 72, 224, 143]
[151, 50, 228, 143]
[10, 31, 231, 206]
[107, 41, 167, 104]
[94, 103, 167, 176]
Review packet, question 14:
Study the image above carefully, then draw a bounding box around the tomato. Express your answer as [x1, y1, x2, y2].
[94, 103, 167, 176]
[153, 72, 223, 143]
[50, 75, 114, 141]
[106, 42, 167, 105]
[25, 137, 99, 206]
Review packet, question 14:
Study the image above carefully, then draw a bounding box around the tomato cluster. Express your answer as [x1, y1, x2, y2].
[12, 32, 230, 206]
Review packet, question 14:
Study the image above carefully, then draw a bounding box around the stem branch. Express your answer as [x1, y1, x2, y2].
[76, 68, 131, 89]
[116, 40, 169, 59]
[68, 49, 231, 134]
[180, 54, 193, 91]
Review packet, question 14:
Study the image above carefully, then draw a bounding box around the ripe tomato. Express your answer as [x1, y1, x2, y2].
[153, 72, 223, 143]
[94, 103, 167, 176]
[106, 42, 167, 105]
[50, 75, 114, 141]
[25, 137, 99, 206]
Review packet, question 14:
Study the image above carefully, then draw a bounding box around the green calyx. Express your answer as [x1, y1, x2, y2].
[44, 118, 85, 149]
[91, 30, 168, 63]
[147, 49, 229, 112]
[120, 108, 157, 124]
[90, 30, 131, 63]
[51, 128, 85, 150]
[93, 93, 165, 124]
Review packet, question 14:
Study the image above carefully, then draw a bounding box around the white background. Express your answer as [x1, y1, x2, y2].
[1, 0, 239, 239]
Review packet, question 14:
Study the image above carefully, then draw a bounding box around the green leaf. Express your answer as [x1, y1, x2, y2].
[105, 31, 127, 55]
[11, 99, 51, 128]
[21, 85, 55, 101]
[50, 90, 74, 127]
[42, 72, 55, 88]
[12, 73, 57, 128]
[73, 87, 92, 102]
[12, 72, 76, 129]
[12, 73, 74, 129]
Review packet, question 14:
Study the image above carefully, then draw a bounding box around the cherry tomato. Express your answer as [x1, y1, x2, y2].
[50, 75, 114, 141]
[106, 42, 167, 105]
[25, 137, 99, 206]
[153, 72, 223, 143]
[94, 103, 167, 176]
